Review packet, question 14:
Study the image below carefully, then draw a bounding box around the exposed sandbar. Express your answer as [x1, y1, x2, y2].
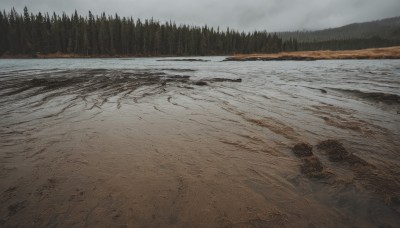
[224, 46, 400, 61]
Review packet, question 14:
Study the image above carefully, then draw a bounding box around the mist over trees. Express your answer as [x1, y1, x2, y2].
[278, 17, 400, 51]
[278, 17, 400, 42]
[0, 7, 293, 56]
[297, 37, 400, 51]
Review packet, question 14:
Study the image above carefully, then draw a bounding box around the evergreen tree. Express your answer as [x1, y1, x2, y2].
[0, 7, 290, 56]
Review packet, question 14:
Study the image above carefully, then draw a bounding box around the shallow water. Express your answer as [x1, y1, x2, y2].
[0, 57, 399, 227]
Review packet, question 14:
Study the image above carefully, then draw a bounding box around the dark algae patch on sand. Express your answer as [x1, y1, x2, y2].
[292, 143, 332, 179]
[292, 143, 313, 158]
[316, 140, 400, 207]
[0, 69, 242, 109]
[194, 78, 242, 86]
[316, 139, 371, 166]
[300, 156, 329, 178]
[332, 88, 400, 105]
[292, 139, 400, 218]
[317, 139, 350, 162]
[157, 58, 210, 62]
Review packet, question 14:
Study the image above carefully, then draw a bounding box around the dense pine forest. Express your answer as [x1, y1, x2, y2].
[0, 7, 298, 56]
[1, 8, 398, 56]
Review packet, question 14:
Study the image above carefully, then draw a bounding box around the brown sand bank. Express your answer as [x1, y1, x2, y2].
[1, 61, 399, 227]
[225, 46, 400, 61]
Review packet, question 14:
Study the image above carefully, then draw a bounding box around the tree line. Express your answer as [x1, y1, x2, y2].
[0, 7, 299, 56]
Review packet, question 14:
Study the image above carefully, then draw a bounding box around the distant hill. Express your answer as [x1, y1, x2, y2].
[278, 17, 400, 42]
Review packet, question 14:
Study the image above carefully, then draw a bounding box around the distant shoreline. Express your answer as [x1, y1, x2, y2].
[224, 46, 400, 61]
[0, 53, 219, 59]
[2, 46, 400, 60]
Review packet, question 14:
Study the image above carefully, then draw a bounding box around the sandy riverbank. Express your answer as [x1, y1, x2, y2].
[0, 59, 399, 227]
[224, 46, 400, 61]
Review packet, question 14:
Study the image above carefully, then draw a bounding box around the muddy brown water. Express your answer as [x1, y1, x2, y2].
[0, 57, 400, 227]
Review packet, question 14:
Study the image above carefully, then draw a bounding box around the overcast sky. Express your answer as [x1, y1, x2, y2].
[1, 0, 399, 32]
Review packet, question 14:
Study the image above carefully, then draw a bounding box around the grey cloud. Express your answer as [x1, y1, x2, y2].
[1, 0, 399, 31]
